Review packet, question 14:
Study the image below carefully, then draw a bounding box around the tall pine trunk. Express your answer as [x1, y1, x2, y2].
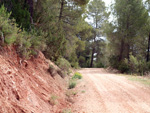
[126, 17, 130, 61]
[146, 32, 150, 62]
[28, 0, 33, 19]
[59, 0, 64, 21]
[119, 38, 124, 61]
[127, 43, 130, 60]
[90, 48, 95, 67]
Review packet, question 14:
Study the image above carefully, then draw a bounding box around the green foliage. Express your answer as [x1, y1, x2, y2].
[138, 60, 147, 76]
[0, 0, 31, 30]
[68, 72, 82, 89]
[68, 52, 79, 69]
[110, 53, 150, 75]
[79, 56, 85, 67]
[0, 5, 18, 45]
[74, 0, 89, 6]
[56, 57, 71, 70]
[16, 29, 45, 59]
[109, 55, 119, 69]
[69, 80, 77, 89]
[72, 72, 82, 79]
[129, 54, 139, 74]
[45, 24, 66, 61]
[11, 0, 30, 29]
[118, 60, 129, 73]
[0, 5, 45, 59]
[35, 0, 90, 64]
[71, 62, 79, 69]
[147, 61, 150, 70]
[87, 0, 109, 67]
[104, 0, 150, 76]
[55, 57, 71, 78]
[96, 61, 105, 68]
[109, 55, 130, 73]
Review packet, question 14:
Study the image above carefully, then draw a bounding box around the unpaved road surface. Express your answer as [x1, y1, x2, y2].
[72, 68, 150, 113]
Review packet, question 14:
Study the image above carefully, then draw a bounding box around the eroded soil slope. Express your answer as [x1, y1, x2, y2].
[0, 46, 68, 113]
[72, 68, 150, 113]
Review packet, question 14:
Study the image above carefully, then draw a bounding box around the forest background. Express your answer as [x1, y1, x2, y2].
[0, 0, 150, 75]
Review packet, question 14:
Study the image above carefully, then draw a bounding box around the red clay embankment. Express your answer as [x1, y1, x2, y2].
[0, 46, 69, 113]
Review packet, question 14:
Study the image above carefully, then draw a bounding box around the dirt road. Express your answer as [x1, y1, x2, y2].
[72, 68, 150, 113]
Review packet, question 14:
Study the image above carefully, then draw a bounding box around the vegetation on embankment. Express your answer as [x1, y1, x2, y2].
[69, 72, 83, 89]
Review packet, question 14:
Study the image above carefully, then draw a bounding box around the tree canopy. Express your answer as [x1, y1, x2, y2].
[0, 0, 150, 74]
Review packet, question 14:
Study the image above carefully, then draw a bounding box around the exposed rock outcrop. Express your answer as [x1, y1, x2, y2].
[0, 46, 69, 113]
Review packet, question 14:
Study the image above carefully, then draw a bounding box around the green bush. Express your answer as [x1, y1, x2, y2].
[71, 62, 79, 69]
[68, 52, 79, 69]
[0, 5, 18, 45]
[129, 54, 139, 74]
[109, 55, 120, 69]
[147, 61, 150, 70]
[72, 72, 82, 79]
[118, 59, 129, 73]
[16, 29, 45, 59]
[79, 56, 85, 67]
[0, 6, 45, 59]
[69, 80, 76, 89]
[96, 61, 105, 68]
[56, 57, 71, 73]
[138, 60, 147, 76]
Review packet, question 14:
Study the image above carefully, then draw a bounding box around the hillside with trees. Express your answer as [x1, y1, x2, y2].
[0, 0, 150, 76]
[0, 0, 150, 112]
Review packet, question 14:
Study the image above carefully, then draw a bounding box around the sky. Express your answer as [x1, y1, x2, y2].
[103, 0, 114, 7]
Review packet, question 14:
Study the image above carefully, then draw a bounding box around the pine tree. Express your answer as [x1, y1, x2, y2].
[113, 0, 148, 61]
[87, 0, 108, 67]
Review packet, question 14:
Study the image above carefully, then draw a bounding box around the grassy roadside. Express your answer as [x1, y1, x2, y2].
[119, 74, 150, 86]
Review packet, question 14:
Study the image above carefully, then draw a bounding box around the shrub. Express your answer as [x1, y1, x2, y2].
[138, 60, 147, 76]
[79, 56, 85, 67]
[48, 65, 56, 77]
[109, 55, 120, 69]
[118, 59, 129, 73]
[68, 80, 76, 89]
[129, 54, 139, 74]
[0, 5, 18, 45]
[96, 61, 105, 68]
[68, 52, 79, 69]
[56, 57, 71, 73]
[147, 61, 150, 70]
[0, 6, 45, 59]
[72, 72, 82, 79]
[71, 62, 79, 69]
[16, 29, 46, 59]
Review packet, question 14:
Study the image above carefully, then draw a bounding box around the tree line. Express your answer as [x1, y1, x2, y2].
[104, 0, 150, 75]
[0, 0, 150, 75]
